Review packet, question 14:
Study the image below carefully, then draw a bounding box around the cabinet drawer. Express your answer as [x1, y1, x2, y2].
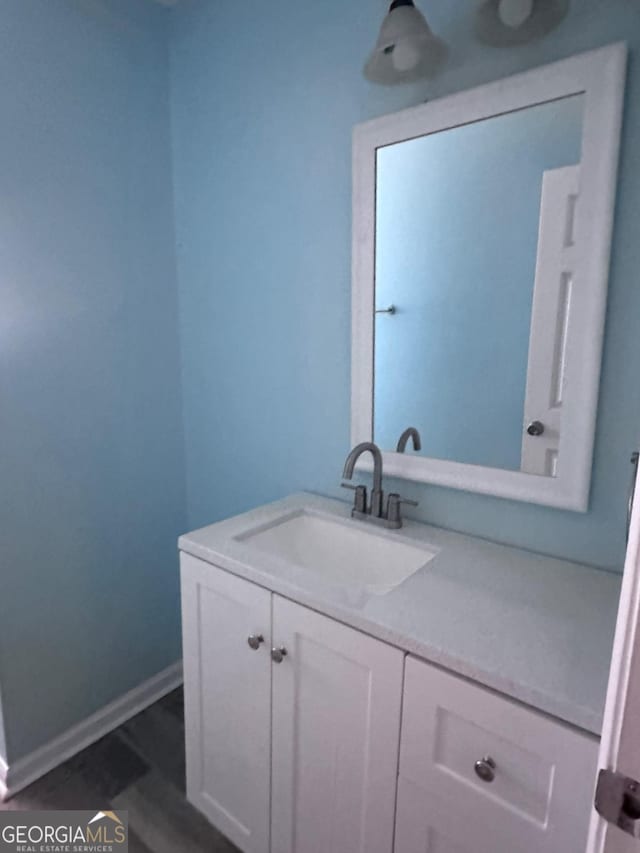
[395, 777, 477, 853]
[398, 656, 598, 853]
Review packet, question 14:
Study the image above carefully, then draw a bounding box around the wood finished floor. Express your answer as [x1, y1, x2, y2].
[0, 688, 241, 853]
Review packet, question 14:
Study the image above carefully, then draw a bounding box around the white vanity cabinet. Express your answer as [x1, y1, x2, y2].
[395, 656, 599, 853]
[180, 553, 404, 853]
[181, 551, 600, 853]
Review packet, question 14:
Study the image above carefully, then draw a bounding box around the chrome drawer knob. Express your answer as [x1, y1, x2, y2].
[474, 756, 496, 783]
[247, 634, 264, 651]
[271, 646, 287, 664]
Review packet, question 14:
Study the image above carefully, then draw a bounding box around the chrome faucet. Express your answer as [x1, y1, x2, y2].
[396, 427, 421, 453]
[341, 440, 418, 529]
[343, 442, 385, 518]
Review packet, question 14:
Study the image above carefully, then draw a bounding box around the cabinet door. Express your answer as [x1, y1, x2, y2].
[180, 554, 271, 853]
[270, 595, 404, 853]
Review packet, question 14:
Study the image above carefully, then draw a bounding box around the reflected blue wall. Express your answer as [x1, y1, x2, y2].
[374, 97, 583, 469]
[0, 0, 185, 763]
[170, 0, 640, 573]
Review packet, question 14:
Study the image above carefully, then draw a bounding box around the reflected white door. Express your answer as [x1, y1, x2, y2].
[270, 596, 403, 853]
[587, 457, 640, 852]
[522, 165, 580, 476]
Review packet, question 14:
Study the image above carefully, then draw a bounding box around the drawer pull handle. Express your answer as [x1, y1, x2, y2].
[474, 756, 496, 783]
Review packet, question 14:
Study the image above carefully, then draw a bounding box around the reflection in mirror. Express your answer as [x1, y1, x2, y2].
[374, 95, 584, 476]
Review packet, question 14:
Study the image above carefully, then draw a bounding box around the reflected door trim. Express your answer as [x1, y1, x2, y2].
[351, 43, 627, 511]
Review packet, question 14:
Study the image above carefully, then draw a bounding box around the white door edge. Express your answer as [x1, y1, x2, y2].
[586, 456, 640, 852]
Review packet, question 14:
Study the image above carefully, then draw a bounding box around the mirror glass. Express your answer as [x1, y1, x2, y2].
[374, 95, 584, 476]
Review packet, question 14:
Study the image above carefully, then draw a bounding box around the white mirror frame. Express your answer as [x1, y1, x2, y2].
[351, 43, 627, 511]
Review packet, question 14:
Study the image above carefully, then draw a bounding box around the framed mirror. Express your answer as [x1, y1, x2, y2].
[351, 44, 626, 511]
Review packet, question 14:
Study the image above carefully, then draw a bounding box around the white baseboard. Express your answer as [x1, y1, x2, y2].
[0, 660, 183, 802]
[0, 754, 8, 802]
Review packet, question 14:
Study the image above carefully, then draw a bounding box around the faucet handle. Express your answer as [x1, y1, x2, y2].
[341, 482, 367, 515]
[386, 493, 418, 527]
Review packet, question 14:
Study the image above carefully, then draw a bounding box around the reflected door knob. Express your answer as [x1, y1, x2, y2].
[271, 646, 287, 664]
[526, 420, 545, 436]
[247, 634, 264, 651]
[474, 756, 496, 783]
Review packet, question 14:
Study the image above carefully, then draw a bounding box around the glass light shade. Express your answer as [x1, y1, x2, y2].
[475, 0, 569, 47]
[498, 0, 534, 28]
[364, 1, 447, 86]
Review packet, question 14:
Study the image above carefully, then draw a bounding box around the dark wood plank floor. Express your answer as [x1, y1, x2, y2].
[0, 688, 241, 853]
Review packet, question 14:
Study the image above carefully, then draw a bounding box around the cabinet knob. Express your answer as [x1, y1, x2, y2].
[526, 420, 545, 437]
[247, 634, 264, 651]
[474, 756, 496, 783]
[271, 646, 287, 664]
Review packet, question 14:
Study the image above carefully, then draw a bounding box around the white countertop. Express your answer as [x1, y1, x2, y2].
[178, 493, 620, 736]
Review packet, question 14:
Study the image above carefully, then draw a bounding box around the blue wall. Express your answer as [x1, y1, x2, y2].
[0, 0, 185, 763]
[374, 97, 583, 468]
[0, 0, 637, 771]
[170, 0, 640, 572]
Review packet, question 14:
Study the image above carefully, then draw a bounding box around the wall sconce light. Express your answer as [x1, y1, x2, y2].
[475, 0, 569, 47]
[364, 0, 447, 86]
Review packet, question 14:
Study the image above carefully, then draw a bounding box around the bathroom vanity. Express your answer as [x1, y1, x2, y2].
[178, 42, 628, 853]
[179, 493, 620, 853]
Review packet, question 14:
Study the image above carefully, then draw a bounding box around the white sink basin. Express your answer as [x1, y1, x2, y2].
[237, 511, 437, 596]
